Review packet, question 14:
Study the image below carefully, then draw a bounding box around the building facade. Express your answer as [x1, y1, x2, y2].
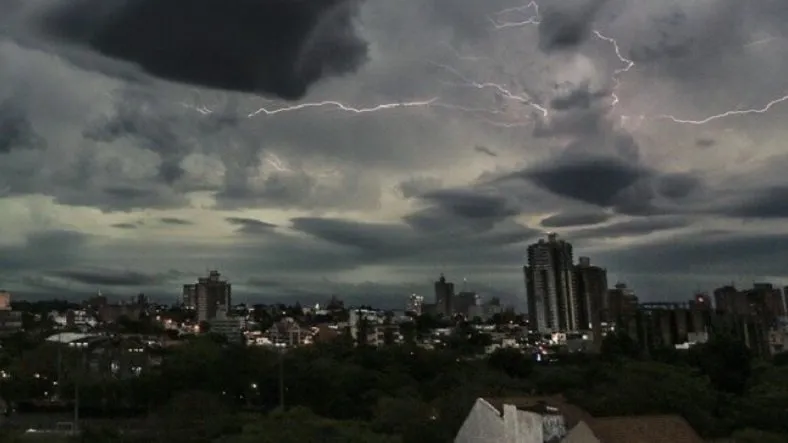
[525, 233, 578, 332]
[435, 274, 455, 318]
[185, 271, 232, 322]
[573, 257, 608, 332]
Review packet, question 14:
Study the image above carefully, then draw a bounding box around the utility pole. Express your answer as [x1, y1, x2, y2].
[278, 347, 284, 410]
[73, 351, 86, 434]
[273, 329, 285, 410]
[73, 381, 79, 433]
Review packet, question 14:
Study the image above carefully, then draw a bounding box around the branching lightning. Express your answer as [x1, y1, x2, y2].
[659, 94, 788, 125]
[181, 0, 786, 130]
[247, 99, 438, 118]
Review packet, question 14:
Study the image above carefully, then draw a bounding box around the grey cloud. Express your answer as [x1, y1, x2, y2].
[656, 173, 701, 200]
[83, 88, 232, 188]
[52, 268, 178, 287]
[597, 231, 788, 278]
[474, 145, 498, 157]
[397, 176, 443, 199]
[695, 138, 715, 148]
[0, 230, 91, 272]
[548, 82, 610, 112]
[111, 222, 139, 230]
[419, 188, 519, 220]
[721, 186, 788, 219]
[159, 217, 192, 226]
[291, 215, 537, 266]
[573, 216, 691, 240]
[0, 94, 45, 153]
[541, 211, 611, 228]
[514, 155, 649, 207]
[226, 217, 277, 234]
[625, 1, 747, 68]
[215, 167, 381, 211]
[538, 0, 608, 53]
[38, 0, 368, 100]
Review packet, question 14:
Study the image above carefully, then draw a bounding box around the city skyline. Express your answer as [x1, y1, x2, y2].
[1, 1, 788, 304]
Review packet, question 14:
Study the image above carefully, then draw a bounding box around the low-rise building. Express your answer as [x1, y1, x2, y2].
[455, 395, 703, 443]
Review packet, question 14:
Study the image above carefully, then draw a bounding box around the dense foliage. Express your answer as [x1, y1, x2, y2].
[1, 324, 788, 442]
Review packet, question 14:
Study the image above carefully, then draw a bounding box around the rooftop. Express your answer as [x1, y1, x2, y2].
[482, 395, 703, 443]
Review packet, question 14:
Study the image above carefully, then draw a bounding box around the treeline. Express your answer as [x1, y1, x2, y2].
[2, 331, 788, 442]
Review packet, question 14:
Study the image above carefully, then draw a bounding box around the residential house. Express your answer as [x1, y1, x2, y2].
[454, 395, 703, 443]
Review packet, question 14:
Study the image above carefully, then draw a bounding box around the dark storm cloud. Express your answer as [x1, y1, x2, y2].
[83, 88, 234, 187]
[215, 167, 380, 211]
[514, 155, 649, 207]
[0, 230, 90, 271]
[397, 177, 443, 199]
[52, 268, 176, 287]
[695, 138, 715, 148]
[656, 173, 701, 200]
[226, 217, 277, 234]
[598, 231, 788, 277]
[0, 95, 45, 153]
[541, 210, 611, 228]
[625, 1, 746, 68]
[39, 0, 368, 99]
[418, 189, 519, 220]
[94, 185, 185, 212]
[159, 217, 192, 226]
[111, 222, 139, 230]
[290, 216, 537, 265]
[721, 186, 788, 219]
[538, 0, 608, 53]
[474, 145, 498, 157]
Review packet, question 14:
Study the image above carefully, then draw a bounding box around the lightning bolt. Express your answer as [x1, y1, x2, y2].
[178, 0, 786, 131]
[247, 98, 438, 118]
[489, 1, 788, 127]
[264, 153, 290, 172]
[659, 95, 788, 125]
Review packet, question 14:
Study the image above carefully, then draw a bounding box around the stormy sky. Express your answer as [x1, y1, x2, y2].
[0, 0, 787, 307]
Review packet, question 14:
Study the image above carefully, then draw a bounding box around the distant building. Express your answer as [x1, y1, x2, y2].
[0, 291, 22, 336]
[406, 294, 424, 316]
[606, 283, 639, 323]
[186, 271, 232, 322]
[714, 284, 786, 325]
[525, 233, 578, 332]
[455, 395, 704, 443]
[435, 274, 455, 318]
[0, 290, 10, 310]
[209, 308, 243, 343]
[454, 291, 480, 318]
[573, 257, 607, 332]
[182, 284, 197, 309]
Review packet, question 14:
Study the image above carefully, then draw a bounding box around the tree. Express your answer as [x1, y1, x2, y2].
[690, 336, 752, 395]
[487, 348, 534, 379]
[216, 407, 402, 443]
[151, 390, 237, 443]
[600, 329, 640, 360]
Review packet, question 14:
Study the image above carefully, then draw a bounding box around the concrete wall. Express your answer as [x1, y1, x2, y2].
[454, 399, 507, 443]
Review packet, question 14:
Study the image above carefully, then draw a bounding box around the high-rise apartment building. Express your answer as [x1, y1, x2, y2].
[606, 282, 639, 322]
[714, 284, 786, 324]
[185, 271, 232, 322]
[182, 284, 197, 309]
[524, 233, 578, 332]
[434, 274, 455, 317]
[573, 257, 608, 331]
[0, 290, 10, 310]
